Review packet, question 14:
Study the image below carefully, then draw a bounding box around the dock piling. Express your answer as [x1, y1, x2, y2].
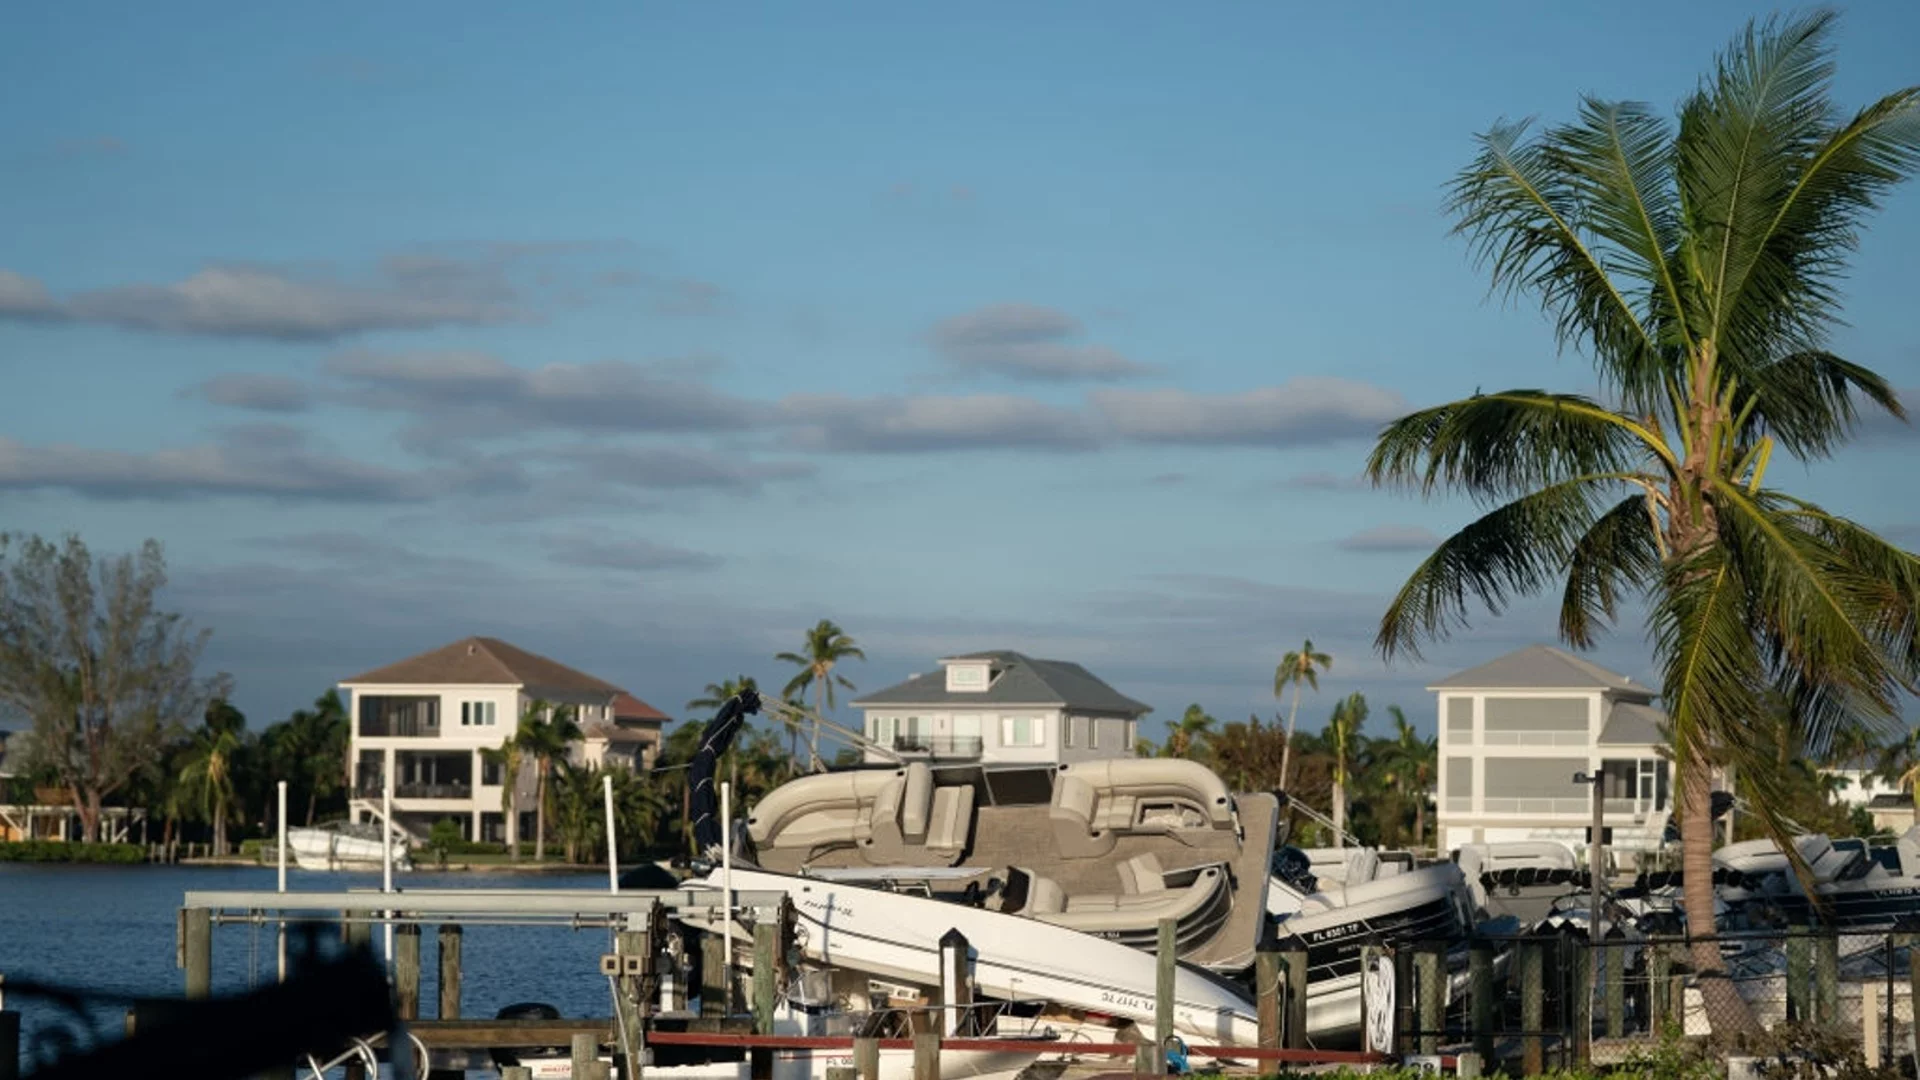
[1519, 938, 1544, 1077]
[912, 1026, 941, 1080]
[1416, 943, 1444, 1056]
[1153, 918, 1176, 1074]
[571, 1032, 598, 1079]
[853, 1035, 880, 1080]
[939, 929, 972, 1036]
[395, 923, 422, 1020]
[701, 931, 729, 1017]
[751, 920, 777, 1035]
[1255, 949, 1281, 1049]
[1281, 947, 1308, 1049]
[1816, 929, 1840, 1024]
[438, 924, 462, 1020]
[1469, 939, 1494, 1063]
[180, 906, 211, 999]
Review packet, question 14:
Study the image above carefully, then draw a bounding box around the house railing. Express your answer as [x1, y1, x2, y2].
[393, 782, 472, 800]
[1480, 730, 1590, 747]
[356, 718, 440, 738]
[1479, 797, 1593, 815]
[892, 735, 985, 758]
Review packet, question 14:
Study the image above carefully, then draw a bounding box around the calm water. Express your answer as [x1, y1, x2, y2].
[1, 863, 622, 1069]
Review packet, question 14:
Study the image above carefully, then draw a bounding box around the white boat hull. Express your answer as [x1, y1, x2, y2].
[286, 827, 412, 872]
[677, 866, 1261, 1046]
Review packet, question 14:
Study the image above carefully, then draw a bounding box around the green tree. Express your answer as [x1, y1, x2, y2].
[1273, 640, 1331, 790]
[777, 620, 865, 772]
[1162, 704, 1217, 760]
[177, 698, 248, 855]
[1326, 693, 1369, 846]
[1364, 10, 1920, 1021]
[264, 690, 350, 826]
[428, 818, 461, 869]
[0, 534, 228, 841]
[1375, 707, 1437, 850]
[513, 700, 582, 862]
[480, 735, 527, 862]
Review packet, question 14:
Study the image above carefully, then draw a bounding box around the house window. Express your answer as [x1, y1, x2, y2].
[482, 756, 504, 786]
[1002, 715, 1043, 747]
[1064, 717, 1077, 749]
[1443, 756, 1473, 813]
[461, 701, 497, 727]
[870, 716, 895, 746]
[1090, 718, 1101, 750]
[1481, 697, 1587, 746]
[1445, 698, 1473, 742]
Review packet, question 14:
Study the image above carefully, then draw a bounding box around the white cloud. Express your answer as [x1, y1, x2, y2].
[929, 303, 1151, 382]
[1092, 377, 1407, 446]
[777, 393, 1100, 453]
[188, 373, 313, 413]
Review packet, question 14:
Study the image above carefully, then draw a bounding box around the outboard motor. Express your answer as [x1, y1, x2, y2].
[1271, 845, 1319, 895]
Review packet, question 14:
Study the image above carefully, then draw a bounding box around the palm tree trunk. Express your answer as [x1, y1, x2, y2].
[1680, 757, 1756, 1032]
[1414, 796, 1426, 851]
[1278, 683, 1302, 790]
[534, 765, 548, 862]
[306, 789, 318, 827]
[214, 795, 227, 857]
[809, 682, 824, 772]
[1332, 777, 1346, 847]
[507, 786, 520, 863]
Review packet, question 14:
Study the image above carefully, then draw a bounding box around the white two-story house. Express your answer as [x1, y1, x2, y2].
[853, 650, 1150, 766]
[339, 636, 668, 842]
[1433, 645, 1673, 863]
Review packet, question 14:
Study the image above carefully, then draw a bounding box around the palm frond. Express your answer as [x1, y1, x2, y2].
[1710, 55, 1920, 368]
[1376, 475, 1629, 659]
[1558, 493, 1664, 648]
[1367, 391, 1669, 503]
[1677, 9, 1841, 357]
[1737, 350, 1907, 457]
[1551, 97, 1695, 362]
[1449, 119, 1666, 404]
[1649, 541, 1763, 769]
[1711, 481, 1911, 751]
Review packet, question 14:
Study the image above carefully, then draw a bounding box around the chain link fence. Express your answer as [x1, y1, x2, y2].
[1388, 926, 1920, 1073]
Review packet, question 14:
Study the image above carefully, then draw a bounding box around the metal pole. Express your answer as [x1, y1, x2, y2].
[383, 768, 395, 966]
[1590, 772, 1605, 942]
[605, 773, 619, 893]
[722, 780, 734, 1011]
[276, 780, 288, 982]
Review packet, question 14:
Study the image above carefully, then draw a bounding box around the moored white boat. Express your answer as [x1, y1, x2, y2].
[286, 820, 413, 872]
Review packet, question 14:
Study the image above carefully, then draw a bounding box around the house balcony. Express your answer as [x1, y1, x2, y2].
[892, 735, 983, 760]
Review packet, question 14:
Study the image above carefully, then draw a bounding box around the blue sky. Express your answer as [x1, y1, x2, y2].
[3, 2, 1918, 743]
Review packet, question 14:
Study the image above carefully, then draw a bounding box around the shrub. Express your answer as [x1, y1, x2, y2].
[0, 841, 145, 863]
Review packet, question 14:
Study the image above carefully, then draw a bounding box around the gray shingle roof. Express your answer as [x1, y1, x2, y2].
[852, 650, 1151, 715]
[1598, 701, 1667, 746]
[1429, 645, 1652, 693]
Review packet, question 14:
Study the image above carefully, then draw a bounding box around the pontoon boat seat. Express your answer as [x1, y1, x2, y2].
[1016, 863, 1230, 937]
[864, 764, 976, 866]
[746, 767, 899, 856]
[1048, 758, 1234, 858]
[1117, 852, 1166, 895]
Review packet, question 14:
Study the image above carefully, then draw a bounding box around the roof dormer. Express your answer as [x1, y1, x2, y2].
[938, 652, 1006, 692]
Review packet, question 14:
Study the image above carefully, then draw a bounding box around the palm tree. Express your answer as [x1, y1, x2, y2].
[688, 676, 759, 715]
[1876, 727, 1920, 829]
[480, 736, 526, 861]
[513, 700, 583, 862]
[1376, 707, 1438, 850]
[178, 698, 247, 856]
[1326, 693, 1369, 847]
[1163, 704, 1217, 760]
[1364, 10, 1920, 1021]
[270, 690, 350, 825]
[1274, 640, 1331, 790]
[778, 620, 865, 772]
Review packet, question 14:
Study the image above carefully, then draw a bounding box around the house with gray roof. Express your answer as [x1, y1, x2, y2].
[1433, 645, 1673, 863]
[852, 650, 1151, 766]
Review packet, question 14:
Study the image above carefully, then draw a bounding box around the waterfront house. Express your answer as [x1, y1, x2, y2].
[339, 636, 668, 842]
[852, 650, 1150, 766]
[1433, 645, 1673, 863]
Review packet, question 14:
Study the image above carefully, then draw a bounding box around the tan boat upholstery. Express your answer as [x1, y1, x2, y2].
[1116, 852, 1166, 895]
[864, 764, 975, 866]
[746, 767, 899, 855]
[1022, 864, 1228, 935]
[1049, 759, 1234, 858]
